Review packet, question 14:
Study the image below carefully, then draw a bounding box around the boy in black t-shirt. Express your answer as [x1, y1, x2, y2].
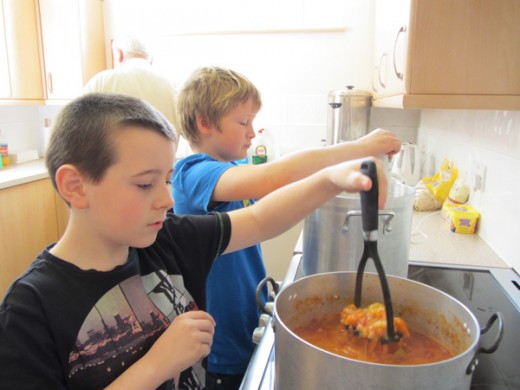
[0, 93, 387, 389]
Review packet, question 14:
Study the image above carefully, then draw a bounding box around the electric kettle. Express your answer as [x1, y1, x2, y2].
[392, 142, 421, 186]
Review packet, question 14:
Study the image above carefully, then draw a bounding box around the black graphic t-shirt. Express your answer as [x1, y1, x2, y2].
[0, 212, 231, 390]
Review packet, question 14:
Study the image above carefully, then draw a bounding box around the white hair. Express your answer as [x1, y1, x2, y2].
[114, 35, 150, 57]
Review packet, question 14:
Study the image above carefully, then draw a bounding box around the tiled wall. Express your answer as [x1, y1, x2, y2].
[417, 110, 520, 270]
[0, 105, 63, 158]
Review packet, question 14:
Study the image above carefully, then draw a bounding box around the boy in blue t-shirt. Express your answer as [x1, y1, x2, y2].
[173, 66, 401, 388]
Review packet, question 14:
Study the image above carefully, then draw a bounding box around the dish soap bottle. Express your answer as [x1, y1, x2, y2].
[0, 130, 9, 166]
[251, 128, 276, 165]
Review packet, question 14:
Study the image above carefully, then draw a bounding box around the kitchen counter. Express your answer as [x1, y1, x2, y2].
[0, 160, 510, 270]
[410, 210, 509, 268]
[0, 159, 48, 189]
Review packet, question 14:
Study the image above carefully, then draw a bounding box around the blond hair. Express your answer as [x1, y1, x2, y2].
[177, 67, 262, 146]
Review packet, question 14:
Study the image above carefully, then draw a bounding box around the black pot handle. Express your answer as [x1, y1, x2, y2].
[466, 312, 505, 374]
[256, 276, 280, 315]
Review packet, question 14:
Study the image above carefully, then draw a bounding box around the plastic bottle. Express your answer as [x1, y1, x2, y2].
[0, 130, 9, 166]
[251, 128, 276, 165]
[43, 118, 52, 153]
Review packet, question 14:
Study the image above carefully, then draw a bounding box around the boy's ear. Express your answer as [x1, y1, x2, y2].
[54, 164, 89, 209]
[196, 114, 212, 136]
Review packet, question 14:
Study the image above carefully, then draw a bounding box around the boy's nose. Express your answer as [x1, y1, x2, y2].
[158, 184, 174, 210]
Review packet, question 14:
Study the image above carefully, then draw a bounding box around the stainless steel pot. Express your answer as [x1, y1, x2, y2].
[258, 272, 503, 390]
[302, 181, 414, 278]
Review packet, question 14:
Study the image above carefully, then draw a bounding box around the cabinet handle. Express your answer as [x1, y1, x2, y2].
[393, 26, 406, 81]
[378, 53, 387, 88]
[372, 66, 379, 93]
[47, 72, 54, 95]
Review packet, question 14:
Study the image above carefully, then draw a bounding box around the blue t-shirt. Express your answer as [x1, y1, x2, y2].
[173, 154, 268, 375]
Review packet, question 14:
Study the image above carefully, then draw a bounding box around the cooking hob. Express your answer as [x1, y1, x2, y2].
[241, 255, 520, 390]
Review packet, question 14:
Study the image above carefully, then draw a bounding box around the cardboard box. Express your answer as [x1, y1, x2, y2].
[441, 202, 480, 234]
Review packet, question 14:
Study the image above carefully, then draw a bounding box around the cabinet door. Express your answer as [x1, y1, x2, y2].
[2, 0, 44, 100]
[373, 0, 410, 98]
[0, 179, 60, 297]
[410, 0, 520, 95]
[0, 1, 10, 98]
[39, 0, 83, 99]
[78, 0, 107, 85]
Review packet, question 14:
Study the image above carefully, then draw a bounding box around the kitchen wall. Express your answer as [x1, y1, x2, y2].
[417, 110, 520, 271]
[0, 105, 62, 157]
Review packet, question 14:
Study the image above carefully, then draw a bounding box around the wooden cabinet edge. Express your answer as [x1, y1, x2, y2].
[373, 95, 520, 111]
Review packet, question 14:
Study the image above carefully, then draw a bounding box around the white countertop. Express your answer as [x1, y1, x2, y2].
[0, 159, 48, 189]
[409, 211, 508, 268]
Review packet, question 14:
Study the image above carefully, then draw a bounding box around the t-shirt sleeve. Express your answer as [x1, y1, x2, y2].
[173, 156, 234, 214]
[155, 212, 231, 308]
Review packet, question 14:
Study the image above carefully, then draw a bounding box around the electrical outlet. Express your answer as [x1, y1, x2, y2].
[473, 163, 487, 192]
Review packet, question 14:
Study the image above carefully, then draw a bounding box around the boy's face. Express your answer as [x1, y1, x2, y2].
[85, 126, 175, 249]
[210, 97, 258, 162]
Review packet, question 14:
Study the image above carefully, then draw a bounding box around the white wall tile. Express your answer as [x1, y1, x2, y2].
[418, 109, 520, 270]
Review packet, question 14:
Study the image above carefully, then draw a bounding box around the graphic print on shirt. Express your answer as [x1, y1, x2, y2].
[67, 271, 205, 389]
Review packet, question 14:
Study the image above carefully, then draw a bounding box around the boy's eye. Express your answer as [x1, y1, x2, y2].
[137, 183, 153, 190]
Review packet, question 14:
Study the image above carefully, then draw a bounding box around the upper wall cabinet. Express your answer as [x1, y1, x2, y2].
[0, 0, 106, 104]
[372, 0, 520, 110]
[0, 0, 44, 101]
[39, 0, 106, 101]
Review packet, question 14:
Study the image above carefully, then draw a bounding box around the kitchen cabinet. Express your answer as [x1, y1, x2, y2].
[0, 0, 44, 101]
[39, 0, 106, 100]
[372, 0, 520, 110]
[0, 0, 106, 104]
[0, 178, 69, 297]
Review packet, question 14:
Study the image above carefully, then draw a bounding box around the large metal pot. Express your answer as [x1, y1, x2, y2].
[258, 272, 503, 390]
[303, 181, 414, 278]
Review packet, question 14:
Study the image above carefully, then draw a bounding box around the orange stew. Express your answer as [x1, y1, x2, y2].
[340, 303, 410, 340]
[293, 308, 453, 365]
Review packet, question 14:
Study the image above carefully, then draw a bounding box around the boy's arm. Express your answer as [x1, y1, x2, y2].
[223, 158, 387, 254]
[213, 128, 400, 202]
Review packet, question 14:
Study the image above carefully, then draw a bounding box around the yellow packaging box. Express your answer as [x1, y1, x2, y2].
[441, 202, 480, 234]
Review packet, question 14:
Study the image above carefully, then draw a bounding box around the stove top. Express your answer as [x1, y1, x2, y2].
[241, 256, 520, 390]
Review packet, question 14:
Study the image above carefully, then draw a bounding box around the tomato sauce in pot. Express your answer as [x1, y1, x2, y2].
[293, 312, 453, 365]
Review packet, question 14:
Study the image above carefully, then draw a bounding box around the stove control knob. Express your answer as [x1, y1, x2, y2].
[263, 302, 274, 315]
[259, 313, 270, 327]
[252, 326, 265, 344]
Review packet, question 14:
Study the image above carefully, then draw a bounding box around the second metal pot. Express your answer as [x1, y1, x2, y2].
[302, 180, 415, 278]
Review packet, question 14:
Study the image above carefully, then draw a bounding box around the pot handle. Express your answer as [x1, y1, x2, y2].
[256, 276, 280, 315]
[466, 312, 505, 374]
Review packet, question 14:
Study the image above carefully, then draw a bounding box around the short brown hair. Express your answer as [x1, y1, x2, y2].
[176, 67, 262, 146]
[46, 93, 177, 192]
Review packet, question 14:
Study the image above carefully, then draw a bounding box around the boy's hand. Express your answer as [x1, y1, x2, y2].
[355, 128, 401, 158]
[327, 157, 387, 209]
[141, 310, 216, 386]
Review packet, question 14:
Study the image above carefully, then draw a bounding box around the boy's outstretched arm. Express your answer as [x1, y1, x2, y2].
[213, 128, 399, 202]
[224, 157, 387, 254]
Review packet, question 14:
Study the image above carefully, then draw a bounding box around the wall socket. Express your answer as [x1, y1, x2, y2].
[473, 162, 487, 192]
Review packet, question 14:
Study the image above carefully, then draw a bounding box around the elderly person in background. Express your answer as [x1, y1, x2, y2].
[84, 35, 186, 153]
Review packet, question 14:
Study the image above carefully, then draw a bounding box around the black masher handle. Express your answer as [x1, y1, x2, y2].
[360, 160, 379, 234]
[356, 160, 400, 342]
